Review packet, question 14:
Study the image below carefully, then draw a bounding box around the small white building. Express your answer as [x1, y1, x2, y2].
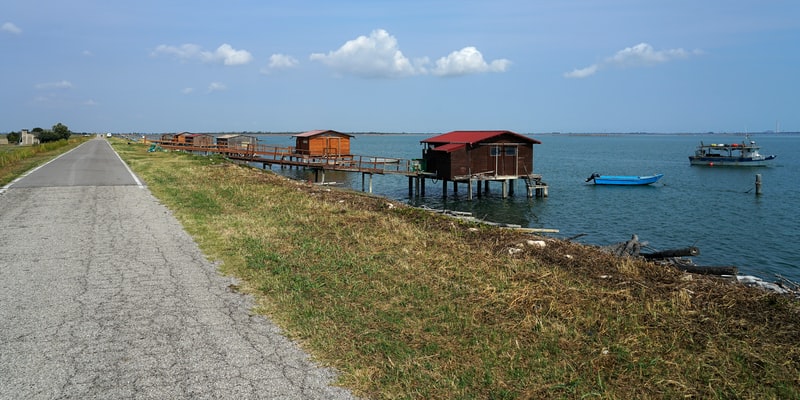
[19, 129, 40, 145]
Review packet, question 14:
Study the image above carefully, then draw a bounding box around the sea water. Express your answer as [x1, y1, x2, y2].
[255, 133, 800, 282]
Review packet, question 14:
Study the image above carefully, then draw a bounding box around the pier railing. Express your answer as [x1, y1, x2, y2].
[153, 141, 417, 175]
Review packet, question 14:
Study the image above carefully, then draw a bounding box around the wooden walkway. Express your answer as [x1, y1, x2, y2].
[150, 141, 548, 199]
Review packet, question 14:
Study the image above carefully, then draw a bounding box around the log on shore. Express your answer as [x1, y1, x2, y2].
[642, 246, 700, 260]
[676, 264, 738, 276]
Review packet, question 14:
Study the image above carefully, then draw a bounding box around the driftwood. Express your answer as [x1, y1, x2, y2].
[602, 234, 648, 257]
[602, 234, 737, 276]
[676, 264, 738, 275]
[641, 246, 699, 260]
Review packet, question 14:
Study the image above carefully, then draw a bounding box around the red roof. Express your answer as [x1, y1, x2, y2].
[432, 143, 467, 152]
[421, 130, 541, 147]
[293, 129, 353, 138]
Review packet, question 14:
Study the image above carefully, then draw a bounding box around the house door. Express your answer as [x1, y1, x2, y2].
[491, 145, 519, 176]
[324, 137, 341, 156]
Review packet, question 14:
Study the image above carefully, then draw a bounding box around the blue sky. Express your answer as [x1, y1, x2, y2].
[2, 1, 798, 134]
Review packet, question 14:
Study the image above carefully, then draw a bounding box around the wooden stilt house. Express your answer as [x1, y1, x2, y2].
[216, 134, 258, 151]
[159, 133, 175, 143]
[420, 130, 541, 180]
[293, 130, 353, 157]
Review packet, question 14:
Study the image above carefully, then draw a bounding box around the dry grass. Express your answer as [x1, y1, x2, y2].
[115, 141, 800, 399]
[0, 137, 91, 185]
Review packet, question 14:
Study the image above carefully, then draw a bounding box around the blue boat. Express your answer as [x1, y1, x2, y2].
[585, 173, 664, 185]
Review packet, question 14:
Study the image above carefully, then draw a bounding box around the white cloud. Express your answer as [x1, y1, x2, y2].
[84, 99, 98, 106]
[431, 47, 511, 77]
[153, 43, 253, 66]
[608, 43, 691, 67]
[564, 65, 599, 79]
[261, 54, 299, 74]
[269, 54, 299, 69]
[310, 29, 421, 78]
[82, 50, 93, 56]
[35, 80, 74, 90]
[310, 29, 510, 79]
[182, 87, 194, 94]
[208, 82, 226, 92]
[2, 22, 21, 34]
[212, 44, 253, 66]
[564, 43, 700, 79]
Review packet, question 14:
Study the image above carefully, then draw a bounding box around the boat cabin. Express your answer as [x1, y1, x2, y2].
[420, 130, 541, 181]
[293, 130, 353, 157]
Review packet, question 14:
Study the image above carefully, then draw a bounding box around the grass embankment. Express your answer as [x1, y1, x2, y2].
[113, 140, 799, 399]
[0, 137, 91, 185]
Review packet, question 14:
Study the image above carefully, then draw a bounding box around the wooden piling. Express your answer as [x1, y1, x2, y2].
[755, 174, 762, 195]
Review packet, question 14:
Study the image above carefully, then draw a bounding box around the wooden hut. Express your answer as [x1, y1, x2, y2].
[174, 132, 214, 147]
[217, 134, 258, 151]
[159, 133, 175, 143]
[420, 130, 541, 180]
[293, 130, 353, 157]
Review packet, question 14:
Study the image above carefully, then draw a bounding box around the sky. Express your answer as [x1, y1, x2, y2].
[2, 0, 799, 134]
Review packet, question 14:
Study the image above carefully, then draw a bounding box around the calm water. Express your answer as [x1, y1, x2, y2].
[253, 133, 800, 282]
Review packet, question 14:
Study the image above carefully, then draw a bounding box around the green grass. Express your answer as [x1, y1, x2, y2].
[104, 140, 800, 398]
[0, 137, 91, 185]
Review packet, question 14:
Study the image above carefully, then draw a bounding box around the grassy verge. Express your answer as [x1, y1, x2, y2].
[0, 137, 91, 185]
[113, 140, 799, 399]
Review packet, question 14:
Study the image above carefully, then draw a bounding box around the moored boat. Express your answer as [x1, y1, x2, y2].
[585, 173, 664, 185]
[689, 136, 776, 166]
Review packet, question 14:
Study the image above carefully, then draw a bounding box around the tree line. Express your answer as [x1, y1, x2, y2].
[4, 123, 71, 144]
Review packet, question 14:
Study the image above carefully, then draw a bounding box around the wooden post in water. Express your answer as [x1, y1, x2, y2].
[755, 174, 762, 195]
[442, 179, 447, 198]
[361, 173, 373, 193]
[467, 179, 473, 200]
[408, 176, 413, 197]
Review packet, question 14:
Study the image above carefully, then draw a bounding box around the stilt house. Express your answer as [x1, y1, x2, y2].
[293, 130, 353, 157]
[420, 130, 541, 180]
[216, 134, 258, 151]
[174, 132, 214, 147]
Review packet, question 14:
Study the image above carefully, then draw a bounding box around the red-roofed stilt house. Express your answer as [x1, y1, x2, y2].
[419, 130, 547, 199]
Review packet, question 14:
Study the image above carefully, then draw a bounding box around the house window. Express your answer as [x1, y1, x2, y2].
[505, 147, 517, 156]
[490, 146, 501, 156]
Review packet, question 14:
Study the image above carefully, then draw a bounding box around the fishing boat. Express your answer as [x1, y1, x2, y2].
[585, 173, 664, 185]
[689, 136, 776, 166]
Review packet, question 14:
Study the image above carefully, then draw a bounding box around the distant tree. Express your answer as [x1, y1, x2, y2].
[32, 127, 44, 133]
[37, 130, 61, 143]
[52, 123, 71, 140]
[6, 131, 20, 144]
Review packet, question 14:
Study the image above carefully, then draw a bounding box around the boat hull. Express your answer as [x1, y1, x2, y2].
[591, 174, 663, 185]
[689, 155, 776, 167]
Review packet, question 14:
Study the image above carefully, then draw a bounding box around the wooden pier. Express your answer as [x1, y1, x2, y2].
[151, 141, 548, 199]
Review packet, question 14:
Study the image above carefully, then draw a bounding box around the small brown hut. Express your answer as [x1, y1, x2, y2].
[293, 130, 353, 157]
[174, 132, 214, 147]
[216, 134, 258, 151]
[420, 130, 541, 180]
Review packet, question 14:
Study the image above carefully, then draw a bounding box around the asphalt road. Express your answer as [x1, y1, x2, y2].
[0, 139, 358, 399]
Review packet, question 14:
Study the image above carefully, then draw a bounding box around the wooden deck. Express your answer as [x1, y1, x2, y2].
[151, 141, 547, 199]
